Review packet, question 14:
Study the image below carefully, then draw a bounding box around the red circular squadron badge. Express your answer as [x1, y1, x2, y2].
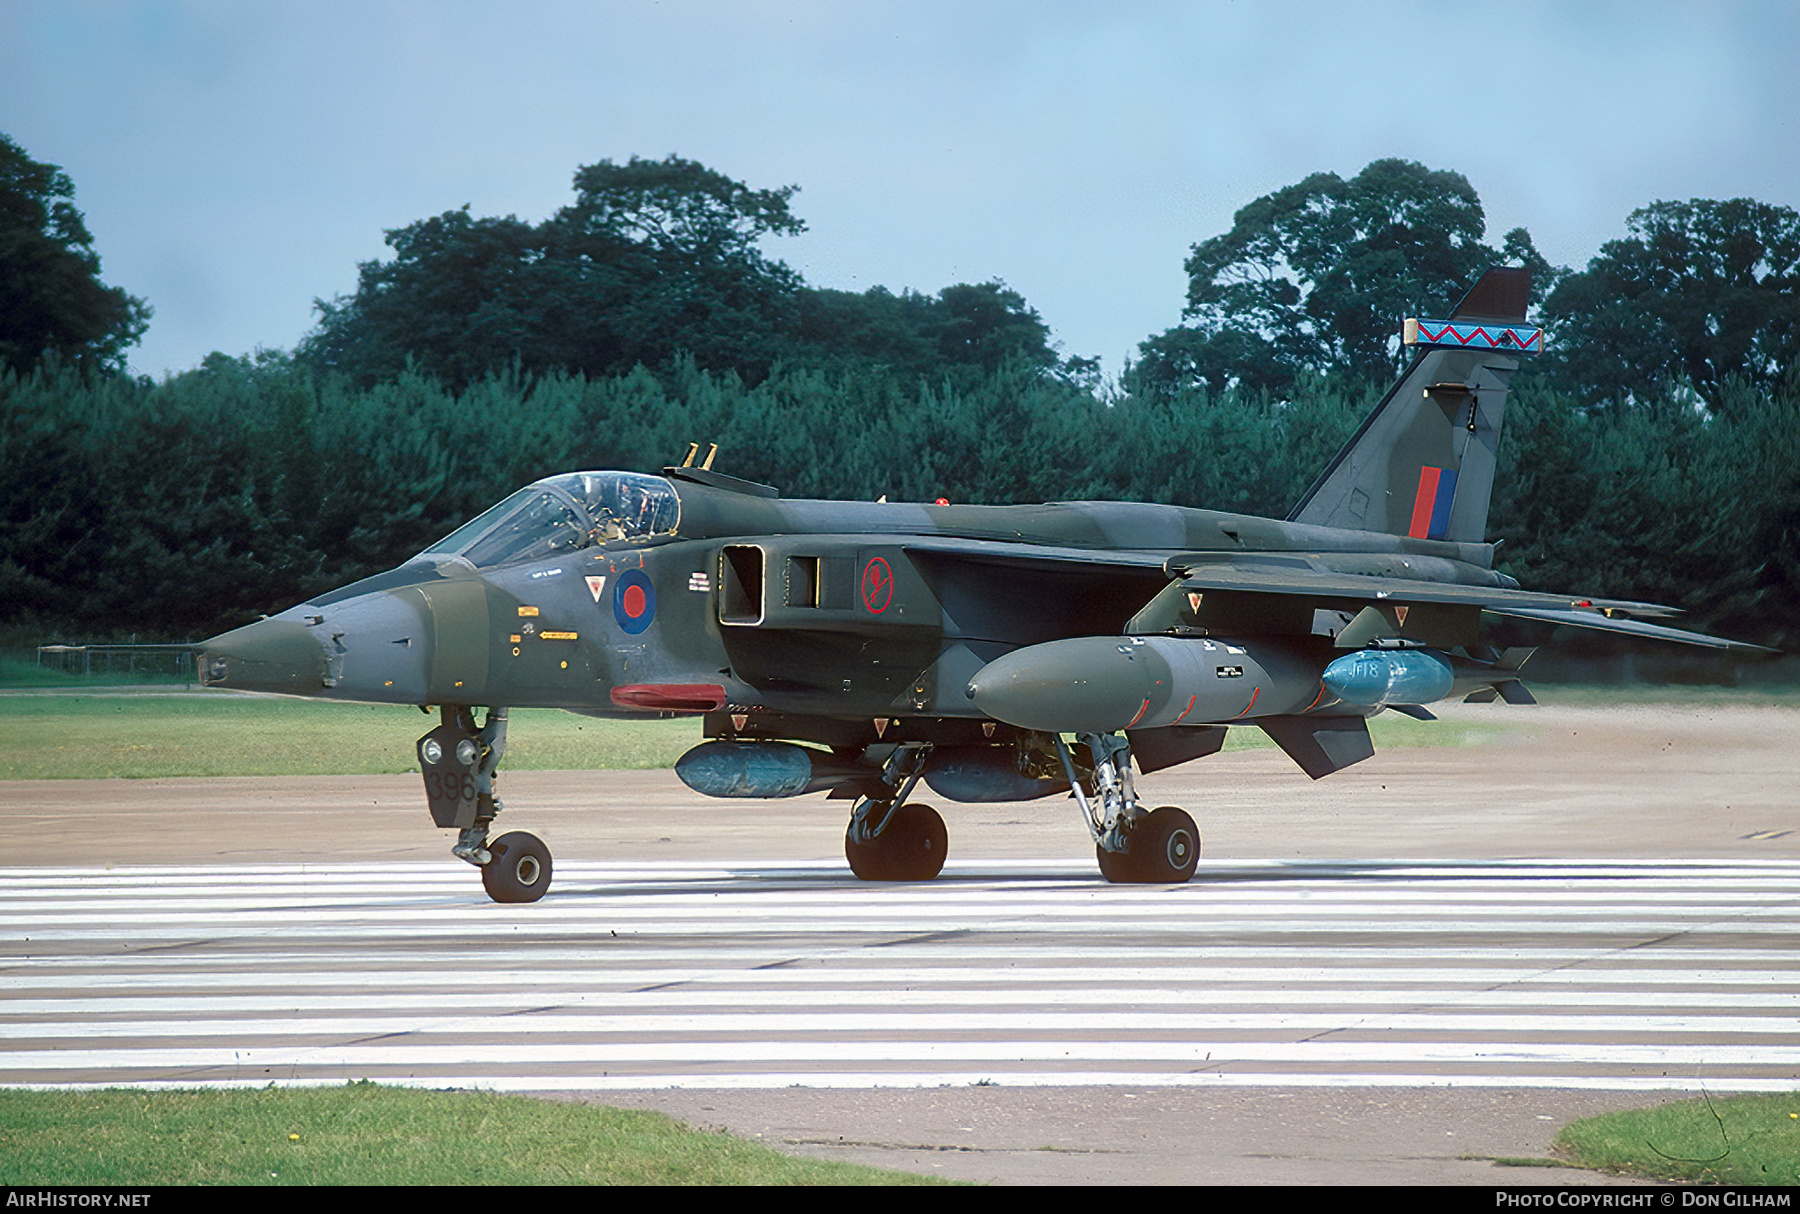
[860, 556, 893, 614]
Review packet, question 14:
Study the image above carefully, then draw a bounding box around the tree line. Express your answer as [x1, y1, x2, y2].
[1, 136, 1796, 649]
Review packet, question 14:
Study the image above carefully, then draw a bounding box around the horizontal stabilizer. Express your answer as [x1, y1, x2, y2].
[1258, 714, 1374, 780]
[1160, 560, 1679, 619]
[1488, 607, 1777, 653]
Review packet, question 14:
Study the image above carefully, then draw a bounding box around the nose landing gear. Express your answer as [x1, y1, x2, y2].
[418, 705, 553, 904]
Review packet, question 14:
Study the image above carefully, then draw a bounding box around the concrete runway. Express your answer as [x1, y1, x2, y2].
[4, 699, 1799, 1185]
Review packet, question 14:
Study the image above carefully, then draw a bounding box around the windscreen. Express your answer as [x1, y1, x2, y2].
[415, 472, 679, 568]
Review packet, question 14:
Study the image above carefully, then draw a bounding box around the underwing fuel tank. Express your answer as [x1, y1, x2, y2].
[675, 741, 877, 799]
[965, 635, 1328, 733]
[1319, 648, 1454, 710]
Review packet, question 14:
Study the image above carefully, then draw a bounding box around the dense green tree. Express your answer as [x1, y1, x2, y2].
[0, 132, 150, 376]
[301, 154, 1070, 391]
[301, 156, 809, 388]
[548, 155, 808, 379]
[932, 282, 1057, 374]
[792, 286, 938, 374]
[793, 281, 1059, 385]
[1540, 198, 1800, 412]
[1136, 159, 1553, 397]
[302, 209, 545, 390]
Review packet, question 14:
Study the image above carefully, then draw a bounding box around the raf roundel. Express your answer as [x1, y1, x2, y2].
[613, 568, 656, 634]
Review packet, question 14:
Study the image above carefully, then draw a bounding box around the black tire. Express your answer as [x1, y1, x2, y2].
[845, 802, 947, 881]
[482, 830, 553, 903]
[1133, 806, 1200, 883]
[1097, 807, 1200, 884]
[1095, 841, 1139, 884]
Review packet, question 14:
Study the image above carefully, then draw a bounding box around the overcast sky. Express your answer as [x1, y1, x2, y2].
[4, 0, 1796, 381]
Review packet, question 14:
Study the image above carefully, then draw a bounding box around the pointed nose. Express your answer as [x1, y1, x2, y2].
[198, 616, 329, 694]
[198, 590, 436, 702]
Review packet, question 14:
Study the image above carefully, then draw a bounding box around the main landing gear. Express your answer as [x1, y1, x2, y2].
[417, 706, 554, 904]
[1055, 732, 1200, 884]
[844, 743, 946, 881]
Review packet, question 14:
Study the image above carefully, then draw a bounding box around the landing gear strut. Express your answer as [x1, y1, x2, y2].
[1055, 732, 1200, 884]
[417, 706, 553, 904]
[844, 743, 946, 881]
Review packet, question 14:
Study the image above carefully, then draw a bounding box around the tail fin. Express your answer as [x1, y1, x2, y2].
[1287, 267, 1539, 545]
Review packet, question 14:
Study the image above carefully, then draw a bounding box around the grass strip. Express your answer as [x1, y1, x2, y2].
[5, 695, 700, 779]
[2, 691, 1483, 780]
[6, 681, 1793, 781]
[0, 1083, 950, 1186]
[1554, 1092, 1800, 1185]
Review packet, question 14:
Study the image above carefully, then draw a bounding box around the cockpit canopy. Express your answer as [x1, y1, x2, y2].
[416, 472, 680, 569]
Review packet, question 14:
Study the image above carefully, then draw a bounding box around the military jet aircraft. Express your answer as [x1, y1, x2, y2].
[199, 268, 1763, 902]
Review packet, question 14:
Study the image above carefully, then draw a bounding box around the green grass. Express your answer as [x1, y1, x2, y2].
[2, 690, 1497, 780]
[0, 656, 192, 688]
[1555, 1093, 1800, 1185]
[0, 1083, 950, 1186]
[4, 681, 1793, 781]
[1527, 682, 1800, 708]
[4, 693, 700, 779]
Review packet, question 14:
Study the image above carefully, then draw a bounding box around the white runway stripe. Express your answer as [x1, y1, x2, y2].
[5, 943, 1793, 964]
[5, 858, 1799, 1092]
[8, 989, 1799, 1016]
[5, 1040, 1798, 1070]
[10, 1011, 1799, 1038]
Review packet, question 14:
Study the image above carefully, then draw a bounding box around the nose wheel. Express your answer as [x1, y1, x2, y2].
[481, 830, 554, 903]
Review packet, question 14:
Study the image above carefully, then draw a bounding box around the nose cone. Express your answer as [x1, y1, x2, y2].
[198, 615, 329, 694]
[199, 590, 434, 702]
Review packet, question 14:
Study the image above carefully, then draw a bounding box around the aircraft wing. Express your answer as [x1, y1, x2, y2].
[1482, 606, 1774, 652]
[1163, 558, 1773, 653]
[1165, 558, 1662, 614]
[892, 539, 1767, 653]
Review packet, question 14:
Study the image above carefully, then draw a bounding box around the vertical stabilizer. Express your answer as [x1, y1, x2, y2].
[1288, 267, 1538, 544]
